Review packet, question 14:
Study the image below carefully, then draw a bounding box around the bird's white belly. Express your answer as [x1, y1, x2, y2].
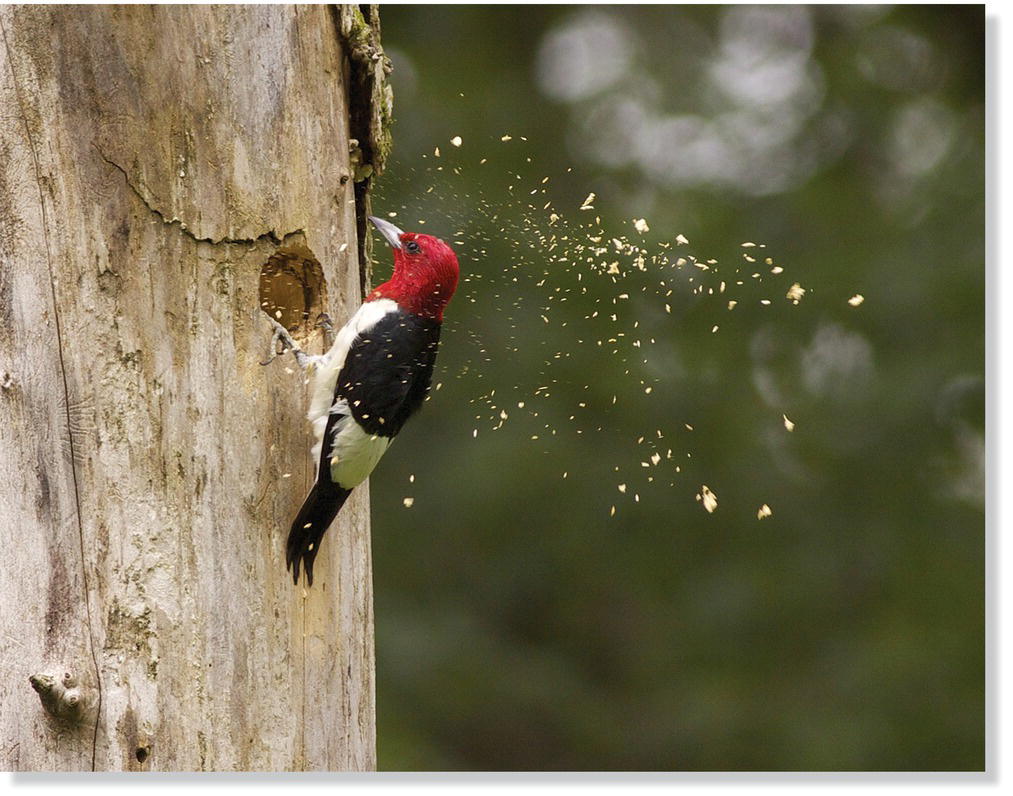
[328, 415, 390, 488]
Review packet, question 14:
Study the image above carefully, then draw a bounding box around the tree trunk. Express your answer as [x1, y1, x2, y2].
[0, 4, 389, 771]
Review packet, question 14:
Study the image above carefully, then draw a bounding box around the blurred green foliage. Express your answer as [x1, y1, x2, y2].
[369, 5, 984, 770]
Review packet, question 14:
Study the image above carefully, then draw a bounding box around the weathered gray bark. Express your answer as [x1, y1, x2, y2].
[0, 4, 387, 771]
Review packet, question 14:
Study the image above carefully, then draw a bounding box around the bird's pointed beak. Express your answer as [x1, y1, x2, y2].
[368, 216, 404, 250]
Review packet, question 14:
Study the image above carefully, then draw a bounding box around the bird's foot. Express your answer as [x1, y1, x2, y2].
[315, 313, 336, 348]
[315, 313, 335, 334]
[260, 315, 298, 366]
[260, 315, 317, 370]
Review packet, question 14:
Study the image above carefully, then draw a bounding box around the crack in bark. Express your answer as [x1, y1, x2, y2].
[94, 145, 303, 248]
[332, 4, 392, 299]
[1, 14, 102, 770]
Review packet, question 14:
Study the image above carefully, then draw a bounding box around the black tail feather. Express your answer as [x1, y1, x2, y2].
[286, 480, 352, 586]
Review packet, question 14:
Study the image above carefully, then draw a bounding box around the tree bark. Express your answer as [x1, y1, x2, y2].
[0, 4, 385, 771]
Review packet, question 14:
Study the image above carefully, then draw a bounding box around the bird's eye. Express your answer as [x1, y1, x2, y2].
[404, 240, 422, 254]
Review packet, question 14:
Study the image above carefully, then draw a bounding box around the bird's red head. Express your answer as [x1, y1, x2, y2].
[366, 216, 459, 321]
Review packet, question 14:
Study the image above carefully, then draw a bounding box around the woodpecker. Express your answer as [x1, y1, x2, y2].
[265, 216, 460, 585]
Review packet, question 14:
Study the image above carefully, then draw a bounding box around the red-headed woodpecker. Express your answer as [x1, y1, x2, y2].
[266, 216, 460, 585]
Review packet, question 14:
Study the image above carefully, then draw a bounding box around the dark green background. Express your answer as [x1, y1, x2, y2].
[368, 5, 984, 770]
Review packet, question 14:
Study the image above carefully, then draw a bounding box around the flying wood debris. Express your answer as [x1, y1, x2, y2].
[375, 141, 861, 521]
[697, 485, 718, 513]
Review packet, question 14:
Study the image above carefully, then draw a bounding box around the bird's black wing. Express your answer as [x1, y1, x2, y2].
[322, 309, 441, 464]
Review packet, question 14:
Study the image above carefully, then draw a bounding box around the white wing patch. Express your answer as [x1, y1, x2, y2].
[308, 298, 399, 461]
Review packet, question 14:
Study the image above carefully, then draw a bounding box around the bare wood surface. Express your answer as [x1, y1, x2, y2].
[0, 5, 375, 771]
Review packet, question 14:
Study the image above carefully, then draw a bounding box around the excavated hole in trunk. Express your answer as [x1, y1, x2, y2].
[259, 242, 327, 342]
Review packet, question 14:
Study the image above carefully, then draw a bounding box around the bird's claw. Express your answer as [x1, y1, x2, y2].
[315, 313, 335, 348]
[315, 313, 334, 334]
[260, 315, 301, 366]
